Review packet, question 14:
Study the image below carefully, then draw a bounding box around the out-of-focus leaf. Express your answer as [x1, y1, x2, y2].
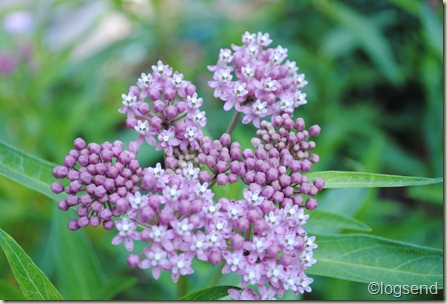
[47, 206, 106, 300]
[0, 279, 25, 300]
[407, 184, 443, 206]
[178, 285, 240, 300]
[318, 1, 402, 84]
[307, 171, 442, 188]
[389, 0, 420, 15]
[420, 3, 442, 57]
[0, 140, 58, 201]
[94, 276, 138, 300]
[306, 210, 371, 234]
[0, 228, 63, 300]
[309, 234, 443, 288]
[380, 142, 426, 176]
[321, 28, 357, 58]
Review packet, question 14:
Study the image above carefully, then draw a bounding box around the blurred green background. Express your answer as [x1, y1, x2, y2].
[0, 0, 443, 300]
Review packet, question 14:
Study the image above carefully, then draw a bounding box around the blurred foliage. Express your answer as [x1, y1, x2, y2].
[0, 0, 443, 300]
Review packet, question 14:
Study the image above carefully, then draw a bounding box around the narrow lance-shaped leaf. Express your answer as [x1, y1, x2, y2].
[0, 140, 58, 200]
[178, 285, 240, 300]
[48, 206, 106, 300]
[0, 228, 63, 300]
[306, 171, 443, 188]
[308, 234, 443, 288]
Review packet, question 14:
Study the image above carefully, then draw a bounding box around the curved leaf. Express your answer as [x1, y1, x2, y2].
[307, 171, 442, 188]
[178, 285, 240, 300]
[308, 234, 443, 288]
[0, 140, 58, 200]
[0, 228, 63, 300]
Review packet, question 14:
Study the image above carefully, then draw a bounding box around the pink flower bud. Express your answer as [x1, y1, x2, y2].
[220, 133, 231, 146]
[305, 198, 318, 210]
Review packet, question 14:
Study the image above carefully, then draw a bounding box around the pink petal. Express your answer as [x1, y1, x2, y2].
[111, 235, 123, 245]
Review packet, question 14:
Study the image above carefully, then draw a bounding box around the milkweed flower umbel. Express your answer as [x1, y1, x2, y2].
[208, 31, 308, 128]
[51, 31, 323, 300]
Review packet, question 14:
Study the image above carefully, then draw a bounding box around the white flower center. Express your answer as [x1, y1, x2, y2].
[220, 70, 231, 82]
[264, 80, 276, 91]
[253, 101, 267, 115]
[177, 261, 184, 269]
[154, 229, 161, 237]
[187, 129, 196, 140]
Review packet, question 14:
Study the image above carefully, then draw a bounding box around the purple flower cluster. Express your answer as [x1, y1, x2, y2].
[51, 138, 142, 230]
[119, 60, 206, 156]
[117, 163, 221, 282]
[208, 31, 308, 127]
[52, 31, 323, 300]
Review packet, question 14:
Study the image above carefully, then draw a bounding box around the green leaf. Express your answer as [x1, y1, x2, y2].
[0, 279, 25, 300]
[0, 228, 63, 300]
[48, 206, 106, 300]
[306, 210, 371, 234]
[94, 276, 138, 300]
[307, 171, 443, 188]
[308, 234, 443, 288]
[0, 140, 58, 200]
[407, 184, 443, 206]
[178, 285, 240, 300]
[318, 1, 402, 84]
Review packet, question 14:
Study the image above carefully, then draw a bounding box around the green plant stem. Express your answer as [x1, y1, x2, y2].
[225, 111, 241, 136]
[176, 275, 189, 299]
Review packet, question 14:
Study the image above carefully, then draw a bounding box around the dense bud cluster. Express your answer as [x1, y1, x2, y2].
[197, 134, 242, 186]
[51, 138, 142, 230]
[244, 113, 324, 210]
[52, 32, 323, 300]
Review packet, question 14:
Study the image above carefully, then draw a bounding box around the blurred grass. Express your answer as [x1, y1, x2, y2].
[0, 0, 443, 300]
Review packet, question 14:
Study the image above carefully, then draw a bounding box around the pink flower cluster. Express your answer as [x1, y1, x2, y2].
[208, 31, 308, 127]
[119, 60, 206, 156]
[52, 32, 323, 300]
[117, 162, 216, 282]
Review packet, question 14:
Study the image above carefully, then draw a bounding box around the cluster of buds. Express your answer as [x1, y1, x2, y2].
[51, 32, 323, 300]
[51, 138, 142, 230]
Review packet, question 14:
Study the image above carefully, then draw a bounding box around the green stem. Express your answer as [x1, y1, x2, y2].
[225, 111, 241, 136]
[176, 275, 189, 299]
